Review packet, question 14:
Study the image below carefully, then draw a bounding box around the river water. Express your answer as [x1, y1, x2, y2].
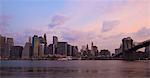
[0, 60, 150, 78]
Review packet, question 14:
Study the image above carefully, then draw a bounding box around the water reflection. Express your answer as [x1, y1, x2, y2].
[0, 67, 100, 78]
[0, 60, 150, 78]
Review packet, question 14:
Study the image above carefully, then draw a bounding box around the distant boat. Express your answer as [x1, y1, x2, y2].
[57, 56, 72, 61]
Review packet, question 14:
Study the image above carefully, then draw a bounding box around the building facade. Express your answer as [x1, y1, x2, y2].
[71, 46, 78, 57]
[46, 44, 53, 55]
[67, 44, 72, 56]
[0, 35, 14, 59]
[10, 46, 23, 59]
[57, 42, 68, 56]
[32, 35, 39, 58]
[22, 37, 32, 59]
[53, 36, 58, 55]
[99, 49, 111, 58]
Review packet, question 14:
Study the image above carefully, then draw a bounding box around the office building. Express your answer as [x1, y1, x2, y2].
[91, 42, 98, 56]
[0, 35, 1, 58]
[53, 36, 58, 54]
[67, 44, 72, 56]
[115, 48, 120, 54]
[22, 37, 32, 59]
[10, 46, 23, 59]
[32, 35, 39, 58]
[39, 43, 44, 58]
[43, 34, 47, 54]
[71, 46, 78, 57]
[92, 46, 98, 56]
[99, 49, 111, 58]
[7, 38, 14, 58]
[39, 36, 44, 43]
[46, 44, 53, 55]
[57, 42, 67, 55]
[0, 35, 14, 58]
[0, 36, 6, 58]
[7, 38, 14, 46]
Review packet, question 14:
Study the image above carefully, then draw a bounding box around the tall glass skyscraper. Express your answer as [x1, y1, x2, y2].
[32, 35, 39, 58]
[53, 36, 58, 55]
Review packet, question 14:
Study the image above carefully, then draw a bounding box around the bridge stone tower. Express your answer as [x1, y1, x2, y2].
[145, 45, 150, 59]
[122, 37, 135, 61]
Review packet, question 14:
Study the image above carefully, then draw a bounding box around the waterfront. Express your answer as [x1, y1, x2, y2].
[0, 60, 150, 78]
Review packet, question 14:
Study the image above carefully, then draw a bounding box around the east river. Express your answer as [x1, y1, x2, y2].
[0, 60, 150, 78]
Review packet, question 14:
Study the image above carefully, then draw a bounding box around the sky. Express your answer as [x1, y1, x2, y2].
[0, 0, 150, 52]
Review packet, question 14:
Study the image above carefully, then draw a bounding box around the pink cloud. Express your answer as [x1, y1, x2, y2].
[0, 15, 12, 33]
[48, 14, 69, 28]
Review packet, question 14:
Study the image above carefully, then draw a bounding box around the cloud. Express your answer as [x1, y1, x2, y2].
[0, 15, 12, 33]
[132, 27, 150, 41]
[62, 32, 78, 41]
[48, 14, 69, 28]
[135, 27, 150, 37]
[101, 20, 119, 32]
[61, 29, 81, 42]
[60, 28, 99, 47]
[64, 30, 95, 41]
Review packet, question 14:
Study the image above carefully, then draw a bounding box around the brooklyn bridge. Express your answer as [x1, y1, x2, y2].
[113, 37, 150, 61]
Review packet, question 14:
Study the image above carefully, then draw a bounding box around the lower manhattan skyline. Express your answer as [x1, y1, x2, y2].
[0, 0, 149, 53]
[0, 0, 150, 78]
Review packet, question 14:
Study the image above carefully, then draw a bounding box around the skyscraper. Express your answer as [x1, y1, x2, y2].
[92, 46, 98, 56]
[38, 35, 45, 58]
[29, 36, 31, 43]
[85, 44, 91, 56]
[91, 42, 93, 49]
[67, 44, 72, 56]
[91, 42, 98, 56]
[44, 33, 47, 47]
[10, 46, 23, 59]
[0, 35, 14, 58]
[0, 36, 6, 58]
[43, 34, 47, 55]
[39, 43, 44, 58]
[99, 49, 111, 58]
[86, 44, 89, 51]
[53, 36, 58, 54]
[22, 37, 32, 59]
[39, 36, 44, 43]
[91, 42, 94, 56]
[32, 35, 39, 58]
[0, 35, 2, 58]
[71, 46, 78, 57]
[46, 44, 53, 55]
[7, 38, 14, 46]
[7, 38, 14, 58]
[57, 42, 68, 55]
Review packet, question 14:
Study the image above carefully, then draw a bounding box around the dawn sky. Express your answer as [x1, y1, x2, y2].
[0, 0, 150, 52]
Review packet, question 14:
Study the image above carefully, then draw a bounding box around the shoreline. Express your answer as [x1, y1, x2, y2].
[0, 58, 150, 61]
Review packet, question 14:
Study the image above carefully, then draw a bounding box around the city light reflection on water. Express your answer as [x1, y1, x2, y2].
[0, 60, 150, 78]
